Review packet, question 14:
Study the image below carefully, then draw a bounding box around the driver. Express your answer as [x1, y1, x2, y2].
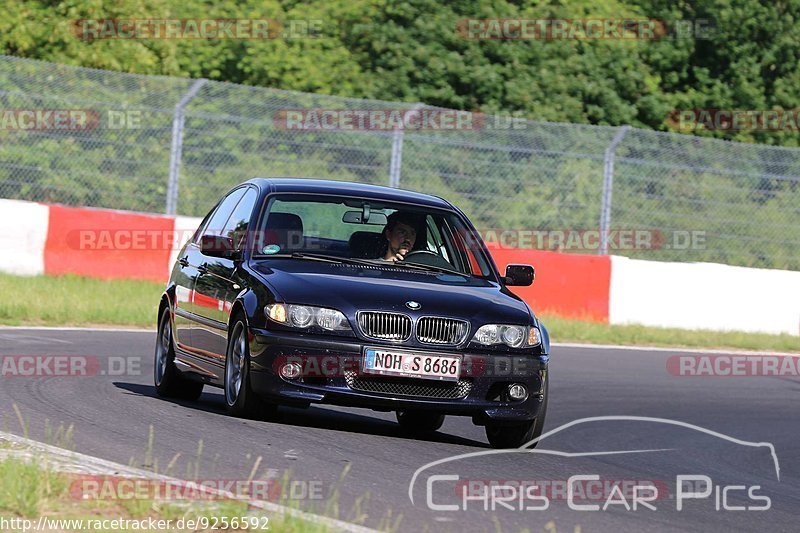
[380, 211, 422, 262]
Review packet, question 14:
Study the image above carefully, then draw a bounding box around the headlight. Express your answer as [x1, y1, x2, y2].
[265, 303, 351, 332]
[289, 305, 313, 328]
[315, 307, 347, 330]
[472, 324, 540, 348]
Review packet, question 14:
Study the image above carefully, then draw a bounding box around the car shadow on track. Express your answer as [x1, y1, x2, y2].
[114, 382, 489, 448]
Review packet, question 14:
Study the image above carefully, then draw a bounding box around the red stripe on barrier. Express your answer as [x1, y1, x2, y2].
[39, 204, 612, 319]
[489, 249, 611, 322]
[44, 205, 174, 282]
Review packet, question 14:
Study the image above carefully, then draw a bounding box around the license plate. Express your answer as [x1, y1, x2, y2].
[362, 348, 461, 381]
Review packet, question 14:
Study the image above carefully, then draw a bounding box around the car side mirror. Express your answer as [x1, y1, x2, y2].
[505, 264, 534, 286]
[200, 234, 237, 259]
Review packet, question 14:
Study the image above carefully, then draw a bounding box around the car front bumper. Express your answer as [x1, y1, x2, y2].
[247, 328, 549, 423]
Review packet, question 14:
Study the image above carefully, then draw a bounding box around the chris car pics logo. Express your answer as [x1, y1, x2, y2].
[409, 416, 778, 513]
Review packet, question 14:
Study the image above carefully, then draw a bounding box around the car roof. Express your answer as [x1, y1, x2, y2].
[244, 178, 453, 209]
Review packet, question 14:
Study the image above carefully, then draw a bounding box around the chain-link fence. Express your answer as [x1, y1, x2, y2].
[1, 54, 799, 270]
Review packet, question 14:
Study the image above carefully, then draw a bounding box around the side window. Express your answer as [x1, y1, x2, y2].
[222, 188, 258, 250]
[441, 217, 490, 277]
[203, 188, 247, 238]
[190, 211, 214, 245]
[437, 218, 467, 272]
[426, 216, 450, 261]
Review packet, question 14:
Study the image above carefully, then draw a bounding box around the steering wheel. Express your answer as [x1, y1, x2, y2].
[401, 249, 458, 271]
[402, 250, 439, 259]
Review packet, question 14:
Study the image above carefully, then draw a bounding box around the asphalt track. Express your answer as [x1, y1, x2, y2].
[1, 328, 798, 532]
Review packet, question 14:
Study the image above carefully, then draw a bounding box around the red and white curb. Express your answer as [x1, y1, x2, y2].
[1, 198, 798, 336]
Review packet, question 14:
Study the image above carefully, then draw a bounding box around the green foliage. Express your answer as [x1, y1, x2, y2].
[1, 1, 799, 270]
[0, 274, 162, 326]
[3, 0, 800, 145]
[0, 456, 67, 517]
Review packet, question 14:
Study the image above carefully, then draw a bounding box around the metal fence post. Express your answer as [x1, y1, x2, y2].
[166, 78, 208, 215]
[599, 125, 631, 255]
[388, 104, 423, 188]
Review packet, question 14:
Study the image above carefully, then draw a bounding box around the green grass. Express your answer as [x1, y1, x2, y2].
[0, 273, 797, 352]
[0, 455, 66, 516]
[0, 415, 396, 533]
[0, 274, 163, 327]
[0, 454, 332, 532]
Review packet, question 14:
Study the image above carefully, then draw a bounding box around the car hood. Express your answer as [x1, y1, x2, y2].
[250, 259, 532, 324]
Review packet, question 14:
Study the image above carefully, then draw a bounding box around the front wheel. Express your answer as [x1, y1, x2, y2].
[485, 380, 548, 449]
[224, 318, 276, 420]
[154, 307, 204, 401]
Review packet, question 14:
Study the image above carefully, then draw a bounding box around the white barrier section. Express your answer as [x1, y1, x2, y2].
[0, 199, 49, 276]
[168, 216, 203, 274]
[610, 256, 800, 336]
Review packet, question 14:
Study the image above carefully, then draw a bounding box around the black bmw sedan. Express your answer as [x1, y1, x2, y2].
[154, 178, 549, 448]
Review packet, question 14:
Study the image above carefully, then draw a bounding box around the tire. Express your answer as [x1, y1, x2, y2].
[154, 307, 204, 401]
[224, 317, 277, 420]
[485, 380, 548, 449]
[396, 410, 445, 433]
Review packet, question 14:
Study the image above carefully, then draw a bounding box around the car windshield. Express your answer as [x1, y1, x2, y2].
[253, 194, 494, 279]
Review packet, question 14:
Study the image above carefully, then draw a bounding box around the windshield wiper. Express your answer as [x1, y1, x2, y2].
[269, 252, 376, 267]
[267, 252, 469, 277]
[389, 261, 469, 278]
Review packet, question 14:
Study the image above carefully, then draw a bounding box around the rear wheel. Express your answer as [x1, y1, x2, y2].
[224, 318, 277, 420]
[154, 307, 204, 401]
[485, 380, 548, 449]
[396, 410, 445, 433]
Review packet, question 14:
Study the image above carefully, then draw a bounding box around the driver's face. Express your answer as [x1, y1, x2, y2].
[385, 222, 417, 257]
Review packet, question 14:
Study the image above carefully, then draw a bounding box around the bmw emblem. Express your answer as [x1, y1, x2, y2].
[405, 301, 421, 310]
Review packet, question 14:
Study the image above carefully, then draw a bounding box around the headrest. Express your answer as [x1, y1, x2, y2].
[263, 212, 304, 250]
[266, 212, 303, 232]
[348, 231, 385, 259]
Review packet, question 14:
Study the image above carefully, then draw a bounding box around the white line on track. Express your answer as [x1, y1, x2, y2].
[0, 325, 154, 333]
[552, 341, 800, 357]
[0, 326, 797, 356]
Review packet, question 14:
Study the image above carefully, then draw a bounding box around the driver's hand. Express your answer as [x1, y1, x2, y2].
[390, 246, 410, 262]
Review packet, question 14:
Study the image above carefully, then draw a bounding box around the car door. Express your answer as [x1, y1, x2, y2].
[192, 186, 258, 361]
[180, 188, 247, 359]
[172, 214, 211, 353]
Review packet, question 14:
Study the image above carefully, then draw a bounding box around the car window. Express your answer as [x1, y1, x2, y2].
[440, 216, 493, 277]
[425, 215, 450, 260]
[268, 199, 358, 241]
[222, 187, 258, 250]
[254, 194, 495, 279]
[203, 188, 247, 238]
[190, 210, 215, 245]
